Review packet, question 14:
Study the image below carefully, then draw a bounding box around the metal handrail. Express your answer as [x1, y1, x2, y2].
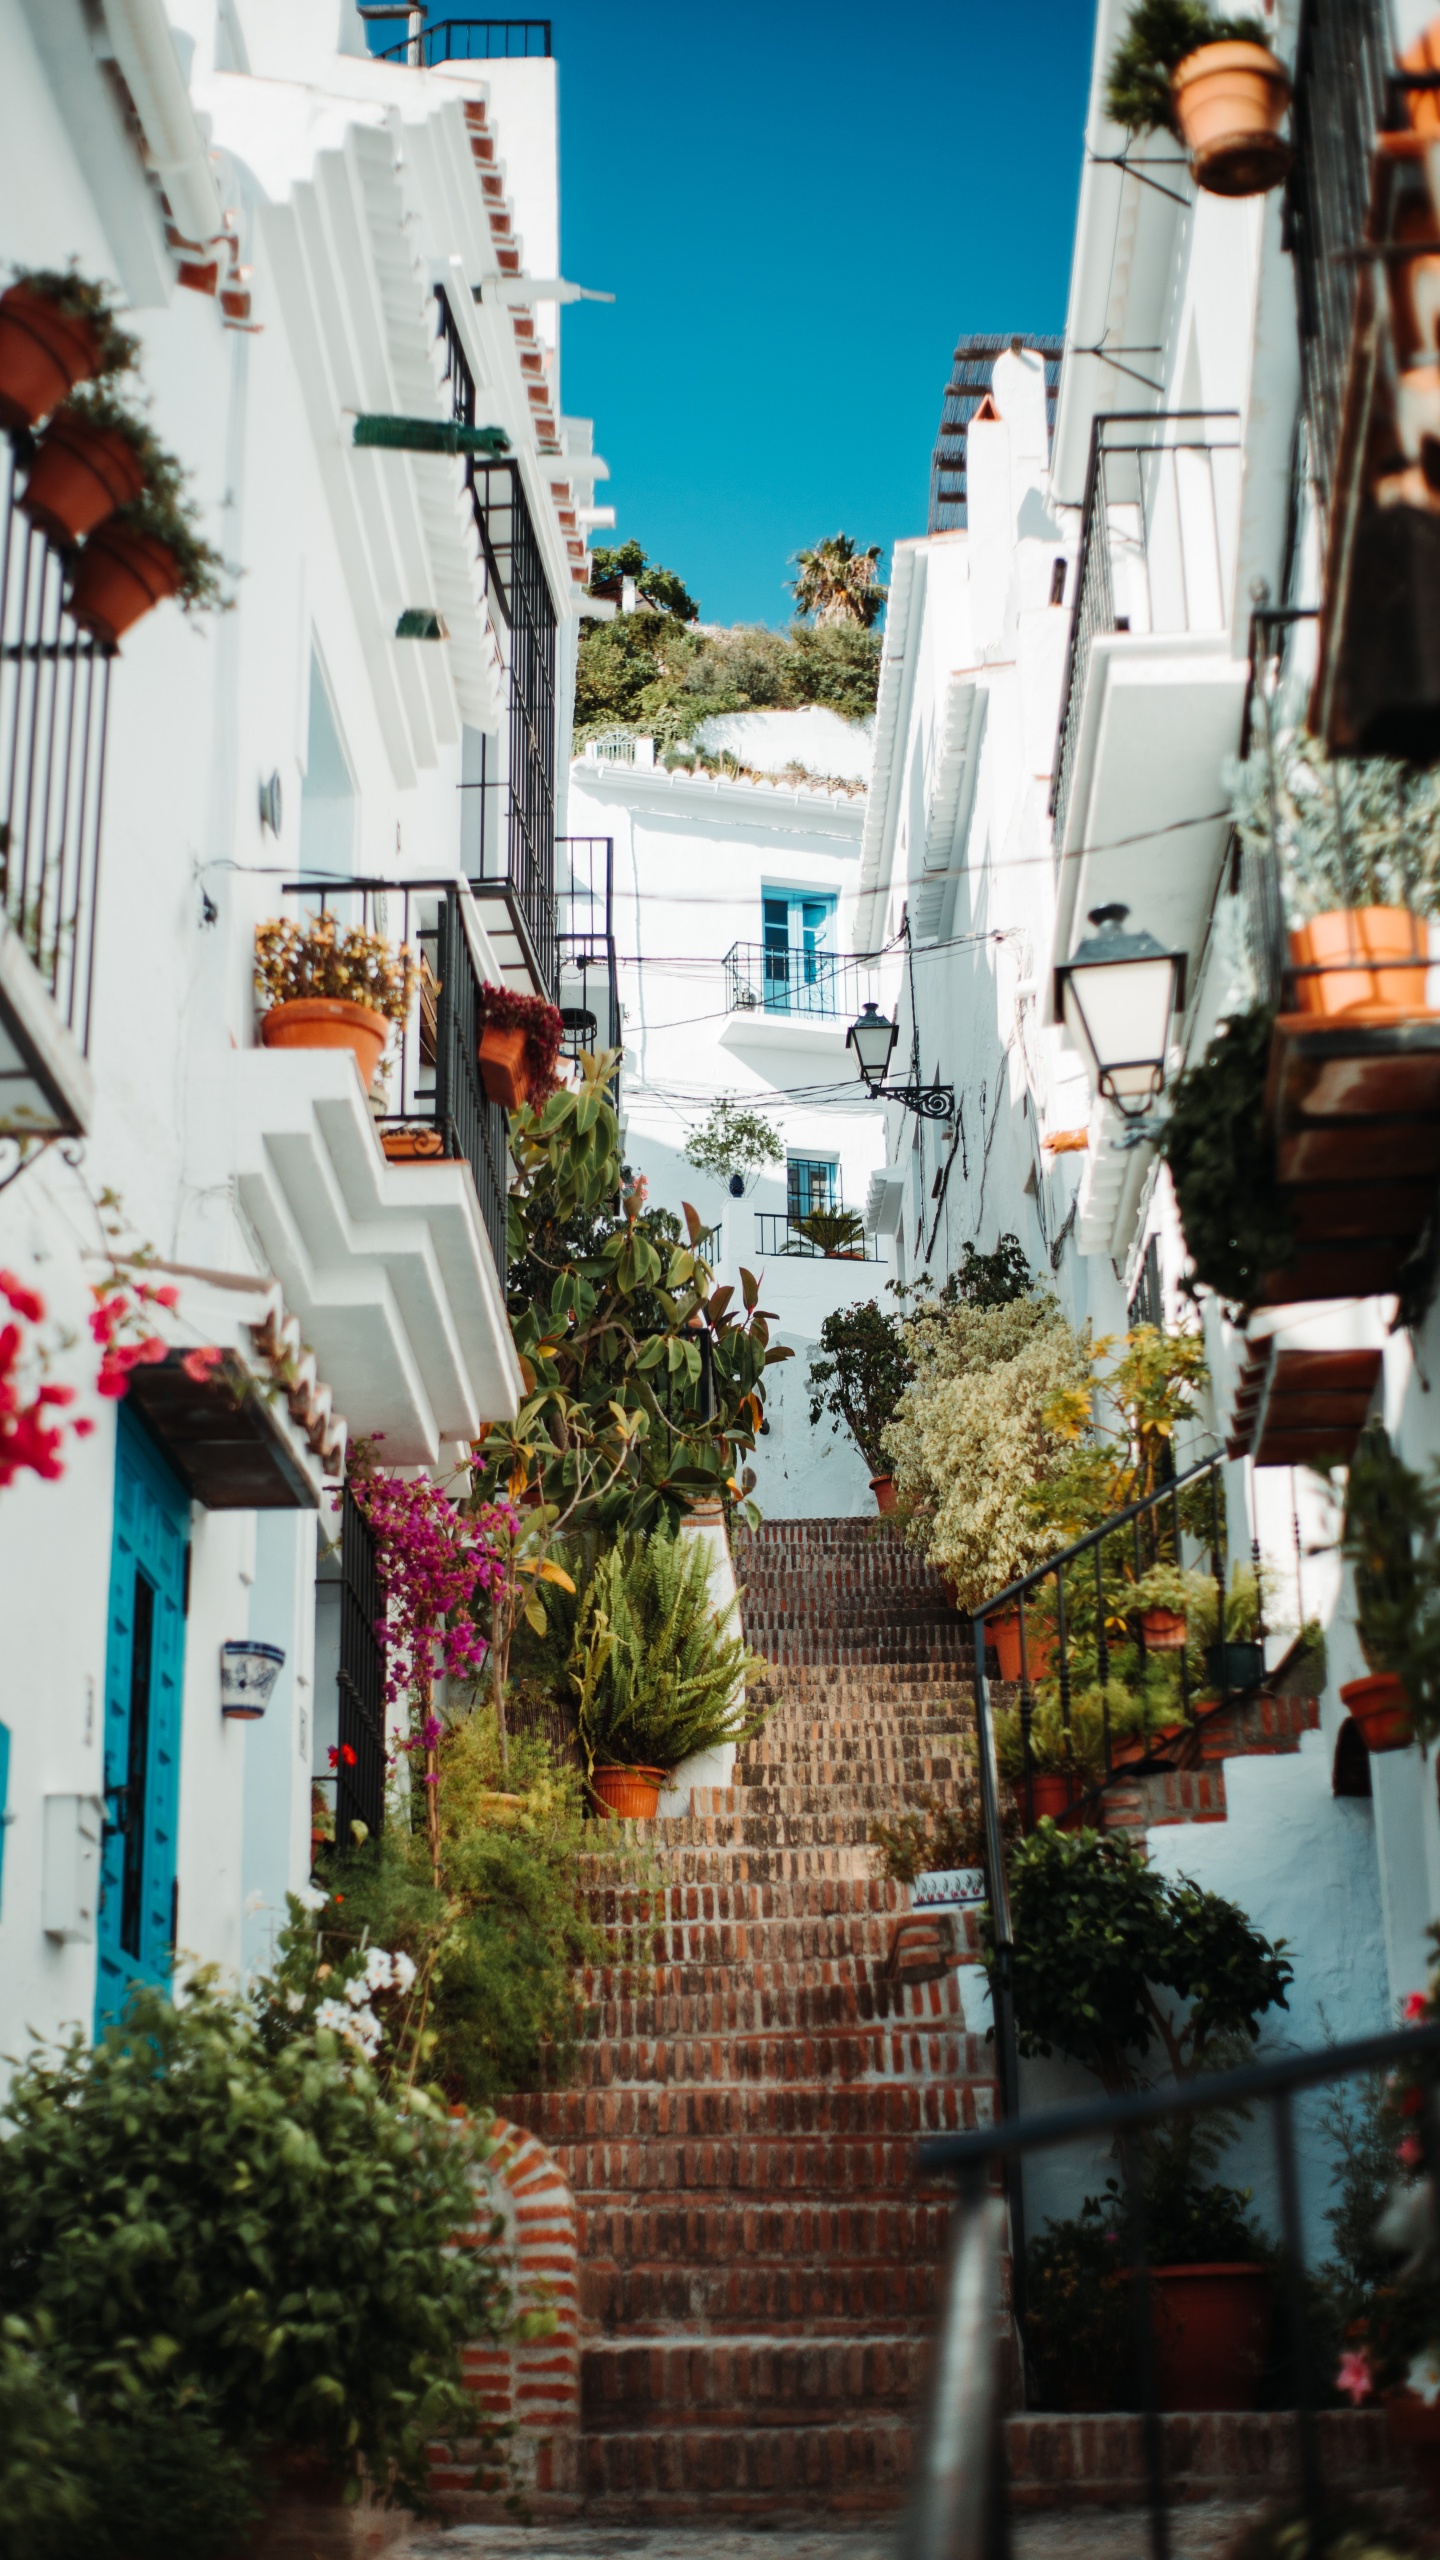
[373, 17, 551, 61]
[723, 940, 868, 1021]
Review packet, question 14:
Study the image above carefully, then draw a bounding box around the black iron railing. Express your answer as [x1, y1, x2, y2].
[437, 290, 558, 1000]
[371, 16, 551, 61]
[0, 432, 110, 1127]
[723, 940, 867, 1022]
[556, 834, 619, 1060]
[1050, 411, 1241, 847]
[905, 2019, 1440, 2560]
[280, 875, 509, 1282]
[1285, 0, 1397, 518]
[755, 1210, 883, 1262]
[334, 1486, 387, 1849]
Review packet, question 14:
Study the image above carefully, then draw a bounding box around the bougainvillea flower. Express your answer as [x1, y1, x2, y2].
[1405, 1991, 1430, 2022]
[180, 1345, 224, 1383]
[1336, 2348, 1373, 2405]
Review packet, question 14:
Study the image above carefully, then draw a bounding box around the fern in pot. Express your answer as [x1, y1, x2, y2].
[563, 1525, 766, 1818]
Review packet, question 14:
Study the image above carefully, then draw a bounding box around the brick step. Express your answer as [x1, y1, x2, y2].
[576, 2416, 916, 2511]
[582, 1874, 909, 1923]
[571, 2022, 985, 2088]
[1100, 1765, 1229, 1831]
[513, 2125, 980, 2192]
[581, 2333, 928, 2430]
[737, 1754, 968, 1787]
[745, 1708, 974, 1736]
[577, 1843, 880, 1884]
[579, 2193, 956, 2266]
[1005, 2410, 1394, 2510]
[694, 1781, 957, 1816]
[1196, 1692, 1319, 1761]
[750, 1675, 975, 1703]
[582, 2254, 946, 2332]
[609, 1815, 916, 1857]
[583, 1953, 975, 2006]
[583, 1968, 977, 2039]
[588, 1919, 908, 1970]
[508, 2079, 983, 2144]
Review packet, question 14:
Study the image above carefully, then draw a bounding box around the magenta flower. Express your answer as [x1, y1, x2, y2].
[1336, 2348, 1373, 2405]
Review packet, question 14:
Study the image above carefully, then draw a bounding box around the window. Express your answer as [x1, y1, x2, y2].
[787, 1157, 838, 1221]
[762, 890, 836, 1013]
[299, 649, 356, 876]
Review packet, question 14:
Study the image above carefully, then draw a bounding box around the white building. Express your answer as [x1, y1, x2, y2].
[0, 0, 593, 2051]
[566, 707, 896, 1515]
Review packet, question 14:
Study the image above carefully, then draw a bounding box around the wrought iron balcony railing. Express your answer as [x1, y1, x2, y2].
[370, 15, 551, 61]
[1286, 0, 1396, 518]
[1050, 410, 1242, 848]
[0, 432, 111, 1136]
[756, 1210, 883, 1262]
[556, 834, 619, 1063]
[280, 876, 509, 1284]
[724, 941, 866, 1022]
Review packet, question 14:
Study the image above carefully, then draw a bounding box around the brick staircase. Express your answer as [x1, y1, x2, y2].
[501, 1515, 994, 2519]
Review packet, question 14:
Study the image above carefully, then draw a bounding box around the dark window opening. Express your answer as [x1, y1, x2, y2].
[1333, 1718, 1373, 1798]
[1049, 557, 1067, 606]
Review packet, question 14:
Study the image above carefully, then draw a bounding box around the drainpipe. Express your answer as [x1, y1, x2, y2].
[101, 0, 225, 248]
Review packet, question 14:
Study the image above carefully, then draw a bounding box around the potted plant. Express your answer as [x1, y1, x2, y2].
[1161, 1007, 1294, 1305]
[994, 1688, 1107, 1820]
[683, 1097, 786, 1199]
[1131, 1558, 1205, 1652]
[478, 981, 565, 1111]
[67, 431, 227, 646]
[1190, 1561, 1268, 1691]
[17, 384, 151, 549]
[1105, 0, 1291, 197]
[562, 1525, 764, 1820]
[1339, 1425, 1440, 1753]
[798, 1205, 866, 1259]
[982, 1602, 1053, 1683]
[380, 1122, 445, 1163]
[0, 266, 137, 432]
[1142, 2170, 1274, 2412]
[254, 915, 420, 1093]
[806, 1297, 914, 1515]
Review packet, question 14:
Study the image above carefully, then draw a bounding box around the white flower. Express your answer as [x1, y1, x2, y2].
[344, 2003, 383, 2056]
[343, 1972, 371, 2008]
[314, 1997, 350, 2035]
[391, 1950, 417, 1993]
[364, 1946, 396, 1992]
[1408, 2348, 1440, 2408]
[283, 1990, 305, 2015]
[295, 1886, 328, 1914]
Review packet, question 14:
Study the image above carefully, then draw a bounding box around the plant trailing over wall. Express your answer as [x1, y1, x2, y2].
[1232, 727, 1440, 922]
[1341, 1424, 1440, 1743]
[478, 980, 565, 1104]
[1105, 0, 1268, 136]
[682, 1098, 785, 1185]
[558, 1523, 764, 1779]
[789, 532, 887, 629]
[0, 1972, 506, 2517]
[6, 265, 139, 379]
[1161, 1005, 1293, 1304]
[807, 1293, 913, 1476]
[575, 605, 882, 743]
[254, 915, 420, 1024]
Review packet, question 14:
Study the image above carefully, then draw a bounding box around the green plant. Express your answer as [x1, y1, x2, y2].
[994, 1679, 1172, 1788]
[1232, 726, 1440, 925]
[1161, 1007, 1293, 1305]
[683, 1099, 785, 1183]
[0, 1975, 505, 2510]
[797, 1206, 864, 1257]
[1223, 2507, 1434, 2560]
[1105, 0, 1269, 136]
[1341, 1425, 1440, 1741]
[587, 538, 699, 622]
[254, 913, 420, 1024]
[7, 265, 139, 378]
[807, 1294, 913, 1476]
[104, 407, 227, 611]
[1024, 2200, 1135, 2410]
[479, 980, 565, 1101]
[946, 1233, 1034, 1308]
[562, 1523, 765, 1776]
[574, 608, 881, 746]
[790, 532, 887, 629]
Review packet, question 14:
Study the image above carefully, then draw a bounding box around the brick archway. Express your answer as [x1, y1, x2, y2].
[432, 2118, 580, 2517]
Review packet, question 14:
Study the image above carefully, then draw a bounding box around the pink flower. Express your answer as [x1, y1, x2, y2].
[180, 1346, 224, 1383]
[1405, 1991, 1430, 2022]
[1397, 2134, 1424, 2169]
[0, 1272, 44, 1324]
[1337, 2348, 1373, 2405]
[150, 1285, 181, 1310]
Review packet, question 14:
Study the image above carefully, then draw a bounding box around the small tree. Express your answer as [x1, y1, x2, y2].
[790, 534, 887, 630]
[807, 1297, 913, 1475]
[587, 539, 699, 623]
[683, 1099, 785, 1190]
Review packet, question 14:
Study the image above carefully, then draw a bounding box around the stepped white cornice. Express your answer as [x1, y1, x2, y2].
[910, 673, 984, 943]
[854, 541, 922, 951]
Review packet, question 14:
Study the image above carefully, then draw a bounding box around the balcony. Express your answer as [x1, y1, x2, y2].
[756, 1211, 883, 1263]
[556, 834, 619, 1064]
[367, 14, 552, 62]
[1049, 413, 1248, 981]
[0, 433, 105, 1141]
[720, 942, 869, 1067]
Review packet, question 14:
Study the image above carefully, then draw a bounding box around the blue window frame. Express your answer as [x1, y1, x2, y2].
[762, 890, 836, 1014]
[787, 1156, 838, 1221]
[97, 1406, 190, 2030]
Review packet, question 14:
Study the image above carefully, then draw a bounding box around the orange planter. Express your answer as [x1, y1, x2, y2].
[1340, 1670, 1415, 1753]
[869, 1473, 898, 1515]
[1172, 41, 1291, 196]
[261, 996, 389, 1093]
[1014, 1769, 1072, 1822]
[590, 1764, 668, 1821]
[67, 522, 181, 645]
[1290, 907, 1434, 1024]
[0, 287, 102, 431]
[987, 1608, 1055, 1683]
[1141, 1607, 1188, 1652]
[381, 1125, 444, 1161]
[21, 410, 144, 548]
[479, 1022, 528, 1109]
[1149, 2263, 1272, 2411]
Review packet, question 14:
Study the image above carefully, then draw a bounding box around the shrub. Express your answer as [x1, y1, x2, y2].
[562, 1522, 765, 1777]
[574, 611, 881, 744]
[808, 1294, 913, 1476]
[1161, 1007, 1293, 1304]
[683, 1099, 785, 1184]
[254, 914, 420, 1025]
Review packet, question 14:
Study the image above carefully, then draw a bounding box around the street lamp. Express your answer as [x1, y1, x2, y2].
[845, 1001, 953, 1121]
[1053, 904, 1187, 1120]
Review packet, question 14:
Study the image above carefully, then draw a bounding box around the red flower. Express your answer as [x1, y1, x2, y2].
[1405, 1991, 1430, 2022]
[326, 1744, 358, 1769]
[0, 1272, 44, 1324]
[180, 1346, 224, 1383]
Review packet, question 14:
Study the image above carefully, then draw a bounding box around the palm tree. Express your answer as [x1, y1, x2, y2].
[790, 534, 887, 629]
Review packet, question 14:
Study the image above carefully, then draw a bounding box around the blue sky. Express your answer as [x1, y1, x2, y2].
[554, 1, 1098, 626]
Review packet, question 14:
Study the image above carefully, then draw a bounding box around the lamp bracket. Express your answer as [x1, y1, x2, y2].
[869, 1081, 956, 1122]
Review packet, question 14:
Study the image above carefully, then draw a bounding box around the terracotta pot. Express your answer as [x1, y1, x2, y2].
[479, 1021, 529, 1109]
[380, 1124, 444, 1161]
[590, 1764, 668, 1821]
[1386, 2392, 1440, 2516]
[1141, 1607, 1188, 1652]
[1171, 42, 1292, 197]
[869, 1473, 898, 1515]
[0, 286, 103, 431]
[1289, 906, 1434, 1024]
[261, 997, 389, 1093]
[67, 521, 181, 645]
[1340, 1670, 1415, 1753]
[987, 1608, 1055, 1683]
[1148, 2263, 1272, 2411]
[1013, 1768, 1072, 1822]
[20, 409, 144, 548]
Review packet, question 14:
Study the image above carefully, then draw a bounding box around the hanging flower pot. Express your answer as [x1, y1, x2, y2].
[1141, 1607, 1188, 1651]
[261, 996, 389, 1092]
[20, 406, 145, 549]
[478, 1022, 529, 1109]
[0, 285, 104, 431]
[590, 1764, 668, 1821]
[1340, 1671, 1415, 1753]
[67, 522, 182, 645]
[220, 1639, 286, 1721]
[1289, 907, 1434, 1024]
[1171, 42, 1291, 196]
[1148, 2263, 1272, 2410]
[869, 1472, 898, 1515]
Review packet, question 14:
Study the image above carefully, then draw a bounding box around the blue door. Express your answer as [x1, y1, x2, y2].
[96, 1406, 190, 2029]
[763, 891, 836, 1013]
